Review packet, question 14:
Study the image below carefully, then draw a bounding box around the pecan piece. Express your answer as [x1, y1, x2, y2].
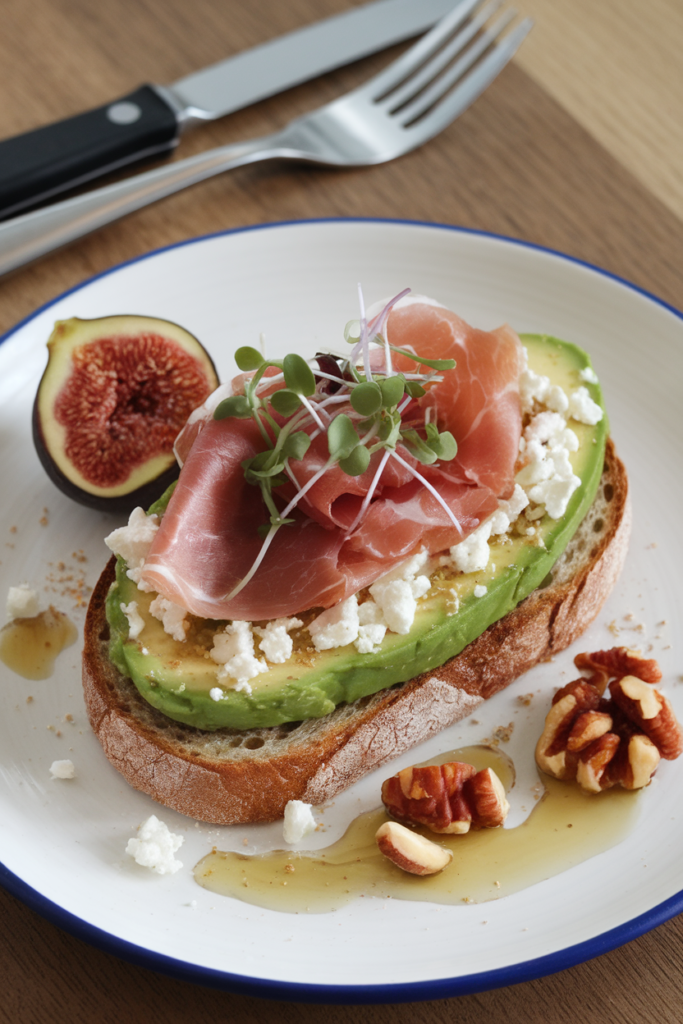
[574, 647, 662, 693]
[381, 761, 508, 835]
[620, 735, 662, 790]
[610, 676, 683, 760]
[375, 821, 453, 876]
[576, 733, 621, 792]
[535, 682, 601, 780]
[465, 767, 510, 828]
[566, 710, 613, 752]
[536, 648, 681, 793]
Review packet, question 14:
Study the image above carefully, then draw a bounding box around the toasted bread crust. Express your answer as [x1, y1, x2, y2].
[82, 439, 630, 824]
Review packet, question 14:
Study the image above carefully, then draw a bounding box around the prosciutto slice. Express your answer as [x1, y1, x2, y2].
[141, 301, 524, 620]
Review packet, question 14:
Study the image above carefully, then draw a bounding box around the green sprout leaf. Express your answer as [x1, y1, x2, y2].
[242, 450, 287, 483]
[281, 430, 311, 461]
[257, 516, 294, 538]
[350, 380, 382, 417]
[377, 411, 402, 448]
[379, 375, 405, 408]
[425, 423, 458, 461]
[283, 353, 316, 396]
[214, 394, 252, 420]
[339, 445, 371, 477]
[344, 319, 361, 344]
[401, 429, 438, 465]
[327, 413, 361, 460]
[234, 346, 265, 372]
[389, 345, 456, 372]
[404, 380, 426, 398]
[270, 389, 302, 417]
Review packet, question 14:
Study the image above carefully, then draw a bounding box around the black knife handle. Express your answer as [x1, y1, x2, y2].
[0, 85, 180, 218]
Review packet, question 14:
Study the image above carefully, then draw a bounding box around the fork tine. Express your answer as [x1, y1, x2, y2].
[401, 17, 533, 139]
[356, 0, 485, 100]
[397, 11, 527, 126]
[382, 0, 504, 112]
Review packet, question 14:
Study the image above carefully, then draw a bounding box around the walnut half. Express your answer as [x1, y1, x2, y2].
[535, 647, 682, 793]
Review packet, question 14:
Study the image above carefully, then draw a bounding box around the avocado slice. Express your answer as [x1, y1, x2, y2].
[106, 334, 608, 731]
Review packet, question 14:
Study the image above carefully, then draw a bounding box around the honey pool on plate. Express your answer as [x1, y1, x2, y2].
[0, 607, 77, 680]
[195, 746, 641, 913]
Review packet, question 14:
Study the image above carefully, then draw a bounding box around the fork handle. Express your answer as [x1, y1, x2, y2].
[0, 131, 291, 278]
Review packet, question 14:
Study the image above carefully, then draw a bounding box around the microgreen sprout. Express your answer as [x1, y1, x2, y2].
[213, 288, 460, 598]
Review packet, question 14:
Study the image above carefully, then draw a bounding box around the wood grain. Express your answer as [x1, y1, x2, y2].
[1, 0, 682, 1021]
[516, 0, 683, 221]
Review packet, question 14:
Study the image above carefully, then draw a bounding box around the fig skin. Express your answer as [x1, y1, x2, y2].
[33, 315, 219, 515]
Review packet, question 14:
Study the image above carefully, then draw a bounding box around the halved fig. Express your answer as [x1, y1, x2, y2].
[33, 315, 219, 513]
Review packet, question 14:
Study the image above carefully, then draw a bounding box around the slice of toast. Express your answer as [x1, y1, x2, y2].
[82, 438, 630, 825]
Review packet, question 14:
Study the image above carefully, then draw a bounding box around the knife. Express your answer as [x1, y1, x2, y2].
[0, 0, 458, 218]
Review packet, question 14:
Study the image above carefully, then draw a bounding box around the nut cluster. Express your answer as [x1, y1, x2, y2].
[381, 762, 510, 835]
[375, 761, 510, 875]
[535, 647, 683, 793]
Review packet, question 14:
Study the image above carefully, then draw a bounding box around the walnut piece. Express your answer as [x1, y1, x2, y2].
[381, 762, 509, 835]
[535, 647, 682, 793]
[375, 821, 453, 875]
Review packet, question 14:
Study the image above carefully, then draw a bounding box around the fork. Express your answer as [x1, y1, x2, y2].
[0, 0, 532, 278]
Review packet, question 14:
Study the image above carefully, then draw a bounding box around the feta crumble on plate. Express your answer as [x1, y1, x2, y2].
[6, 584, 40, 620]
[283, 800, 317, 844]
[49, 759, 75, 780]
[126, 815, 184, 875]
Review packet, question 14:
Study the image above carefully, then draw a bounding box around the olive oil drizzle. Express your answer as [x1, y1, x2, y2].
[194, 746, 640, 914]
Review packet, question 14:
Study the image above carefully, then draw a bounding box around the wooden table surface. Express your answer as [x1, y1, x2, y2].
[1, 1, 682, 1020]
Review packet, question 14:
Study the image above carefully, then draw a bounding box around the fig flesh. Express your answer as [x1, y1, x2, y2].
[33, 315, 219, 513]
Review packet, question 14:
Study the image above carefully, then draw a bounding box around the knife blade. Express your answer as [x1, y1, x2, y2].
[0, 0, 458, 219]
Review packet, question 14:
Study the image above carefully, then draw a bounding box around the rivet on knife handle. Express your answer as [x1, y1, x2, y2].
[0, 86, 179, 218]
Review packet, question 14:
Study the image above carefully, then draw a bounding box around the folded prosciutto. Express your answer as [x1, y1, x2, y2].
[140, 301, 524, 621]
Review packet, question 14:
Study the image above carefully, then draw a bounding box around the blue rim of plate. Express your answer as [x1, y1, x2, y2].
[1, 217, 682, 1003]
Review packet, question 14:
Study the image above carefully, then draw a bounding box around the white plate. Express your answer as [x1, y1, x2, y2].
[1, 219, 682, 1003]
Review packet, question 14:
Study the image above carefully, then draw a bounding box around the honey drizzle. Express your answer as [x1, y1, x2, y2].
[194, 746, 640, 914]
[0, 607, 78, 680]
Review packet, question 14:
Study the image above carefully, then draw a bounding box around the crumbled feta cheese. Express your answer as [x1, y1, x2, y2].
[6, 584, 40, 619]
[448, 523, 493, 574]
[283, 801, 317, 844]
[568, 386, 603, 425]
[516, 411, 581, 519]
[365, 550, 433, 637]
[369, 579, 418, 635]
[355, 622, 388, 654]
[49, 759, 75, 779]
[447, 484, 529, 576]
[125, 815, 183, 875]
[309, 595, 360, 651]
[209, 686, 225, 701]
[474, 585, 488, 598]
[149, 595, 188, 642]
[497, 483, 530, 524]
[519, 360, 573, 417]
[410, 575, 432, 600]
[375, 548, 430, 586]
[579, 366, 599, 384]
[120, 600, 145, 640]
[519, 366, 549, 412]
[210, 620, 267, 686]
[545, 384, 569, 414]
[308, 550, 433, 652]
[253, 617, 303, 663]
[105, 507, 159, 584]
[358, 600, 384, 626]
